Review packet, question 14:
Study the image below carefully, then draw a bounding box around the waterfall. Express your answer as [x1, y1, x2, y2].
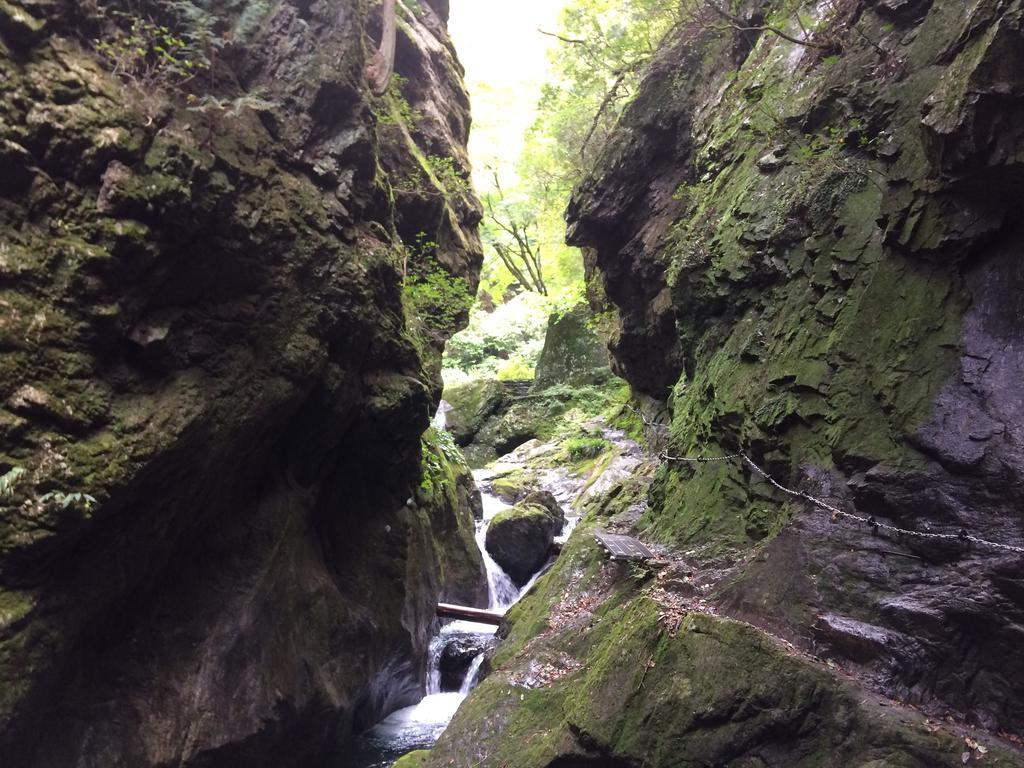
[474, 470, 523, 610]
[475, 521, 520, 610]
[432, 399, 451, 429]
[424, 634, 447, 696]
[459, 653, 485, 695]
[355, 462, 539, 766]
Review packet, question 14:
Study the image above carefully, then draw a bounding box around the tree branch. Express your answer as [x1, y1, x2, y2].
[579, 70, 627, 160]
[538, 28, 587, 46]
[703, 0, 831, 50]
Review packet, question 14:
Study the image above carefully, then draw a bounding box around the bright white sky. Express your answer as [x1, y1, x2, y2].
[448, 0, 567, 190]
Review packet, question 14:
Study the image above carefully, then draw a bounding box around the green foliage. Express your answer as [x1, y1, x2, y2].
[672, 182, 695, 204]
[403, 238, 474, 340]
[422, 425, 456, 473]
[230, 0, 273, 42]
[443, 293, 549, 378]
[95, 10, 207, 84]
[523, 0, 679, 199]
[0, 467, 26, 499]
[564, 436, 611, 461]
[1, 465, 97, 513]
[420, 426, 459, 499]
[426, 154, 470, 196]
[376, 74, 420, 128]
[474, 0, 676, 317]
[93, 0, 279, 91]
[496, 357, 536, 381]
[165, 0, 275, 51]
[38, 491, 98, 512]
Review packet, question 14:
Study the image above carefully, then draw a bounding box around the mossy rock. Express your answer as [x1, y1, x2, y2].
[533, 303, 611, 391]
[488, 470, 535, 503]
[484, 494, 564, 587]
[417, 427, 488, 606]
[443, 379, 509, 446]
[425, 507, 1024, 768]
[392, 749, 431, 767]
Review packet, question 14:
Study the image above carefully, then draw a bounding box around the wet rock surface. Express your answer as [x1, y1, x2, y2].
[443, 379, 510, 447]
[485, 492, 565, 587]
[0, 0, 482, 765]
[438, 635, 492, 693]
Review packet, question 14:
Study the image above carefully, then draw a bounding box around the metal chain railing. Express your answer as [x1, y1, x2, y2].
[659, 447, 1024, 555]
[618, 403, 1024, 555]
[660, 450, 743, 463]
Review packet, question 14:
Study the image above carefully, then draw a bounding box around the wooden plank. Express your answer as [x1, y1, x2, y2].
[593, 531, 656, 561]
[436, 602, 504, 625]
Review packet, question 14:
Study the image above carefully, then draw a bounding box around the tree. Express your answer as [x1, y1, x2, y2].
[529, 0, 680, 194]
[484, 173, 547, 296]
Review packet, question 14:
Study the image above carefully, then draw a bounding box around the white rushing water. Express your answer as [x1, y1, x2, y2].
[475, 471, 521, 610]
[459, 653, 485, 695]
[352, 466, 543, 767]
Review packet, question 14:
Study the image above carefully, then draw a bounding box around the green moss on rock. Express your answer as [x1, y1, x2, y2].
[392, 749, 432, 767]
[425, 515, 1024, 768]
[443, 379, 509, 446]
[532, 303, 611, 391]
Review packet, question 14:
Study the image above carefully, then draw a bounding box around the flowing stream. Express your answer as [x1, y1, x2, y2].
[343, 418, 635, 767]
[345, 467, 545, 767]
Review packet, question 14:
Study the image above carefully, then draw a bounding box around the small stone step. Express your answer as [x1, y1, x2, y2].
[501, 379, 534, 399]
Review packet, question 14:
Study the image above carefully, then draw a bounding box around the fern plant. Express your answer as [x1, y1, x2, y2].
[94, 9, 207, 84]
[0, 467, 26, 499]
[38, 491, 99, 511]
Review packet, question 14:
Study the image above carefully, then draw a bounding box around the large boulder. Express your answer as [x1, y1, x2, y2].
[438, 634, 494, 692]
[442, 379, 509, 446]
[466, 395, 575, 466]
[532, 303, 611, 391]
[484, 491, 564, 586]
[488, 469, 536, 504]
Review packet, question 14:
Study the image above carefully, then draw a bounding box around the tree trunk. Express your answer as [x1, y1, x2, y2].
[436, 602, 504, 625]
[367, 0, 397, 96]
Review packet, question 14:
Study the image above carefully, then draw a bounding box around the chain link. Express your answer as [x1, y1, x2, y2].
[660, 451, 743, 463]
[655, 448, 1024, 555]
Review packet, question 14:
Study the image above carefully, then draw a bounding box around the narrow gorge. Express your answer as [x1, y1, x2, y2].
[1, 1, 1022, 767]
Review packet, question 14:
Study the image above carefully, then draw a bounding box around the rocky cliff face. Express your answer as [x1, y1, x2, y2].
[567, 0, 1024, 741]
[417, 1, 1024, 766]
[0, 0, 482, 765]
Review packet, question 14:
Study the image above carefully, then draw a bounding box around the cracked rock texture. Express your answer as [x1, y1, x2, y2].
[0, 0, 483, 765]
[566, 0, 1024, 740]
[416, 1, 1024, 766]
